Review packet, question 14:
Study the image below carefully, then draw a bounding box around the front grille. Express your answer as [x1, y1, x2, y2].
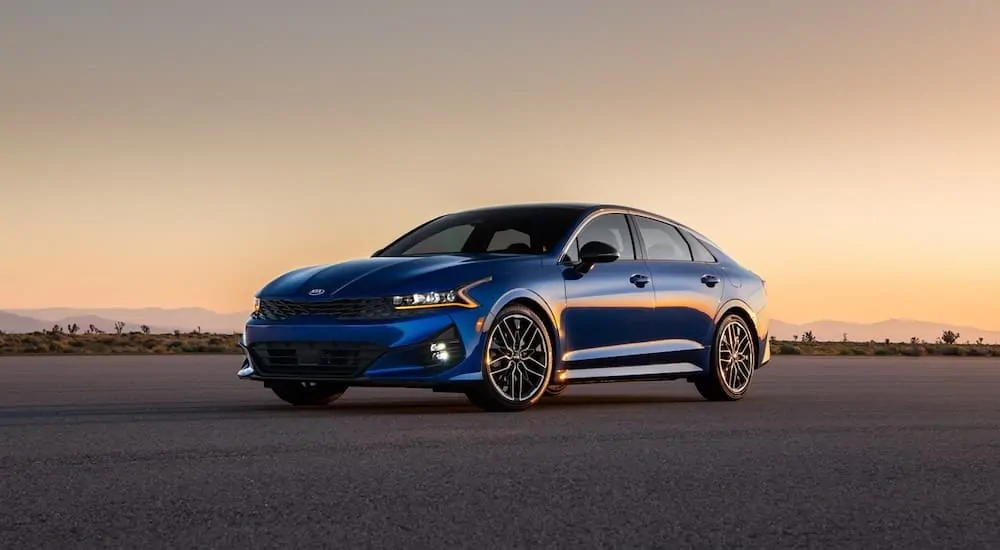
[249, 342, 385, 378]
[253, 298, 411, 321]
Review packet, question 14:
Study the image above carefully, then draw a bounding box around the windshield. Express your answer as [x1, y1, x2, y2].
[377, 206, 586, 257]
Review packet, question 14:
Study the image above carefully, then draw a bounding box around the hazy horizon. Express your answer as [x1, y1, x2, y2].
[6, 306, 1000, 345]
[3, 304, 996, 328]
[4, 1, 1000, 329]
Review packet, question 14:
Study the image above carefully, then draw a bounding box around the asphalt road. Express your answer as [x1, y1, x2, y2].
[1, 356, 999, 549]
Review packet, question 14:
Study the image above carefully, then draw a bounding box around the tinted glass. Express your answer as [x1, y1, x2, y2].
[634, 216, 692, 261]
[681, 229, 718, 262]
[378, 206, 584, 256]
[400, 225, 474, 255]
[487, 229, 532, 252]
[570, 213, 636, 261]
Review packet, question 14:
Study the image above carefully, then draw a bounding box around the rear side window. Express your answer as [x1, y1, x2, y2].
[680, 229, 718, 263]
[633, 216, 693, 261]
[568, 213, 637, 261]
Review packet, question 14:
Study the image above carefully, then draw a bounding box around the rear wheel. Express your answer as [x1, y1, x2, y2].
[694, 314, 757, 401]
[465, 304, 554, 412]
[270, 381, 348, 406]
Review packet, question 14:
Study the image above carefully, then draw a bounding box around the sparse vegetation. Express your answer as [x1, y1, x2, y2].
[0, 331, 242, 355]
[940, 330, 960, 345]
[0, 329, 997, 358]
[769, 338, 1000, 358]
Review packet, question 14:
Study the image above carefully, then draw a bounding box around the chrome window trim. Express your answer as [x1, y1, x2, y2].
[555, 208, 636, 263]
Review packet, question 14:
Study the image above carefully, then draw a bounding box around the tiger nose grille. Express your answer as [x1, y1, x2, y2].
[252, 298, 412, 321]
[249, 342, 385, 378]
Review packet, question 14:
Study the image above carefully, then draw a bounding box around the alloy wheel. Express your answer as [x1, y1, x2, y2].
[718, 318, 755, 394]
[485, 313, 549, 402]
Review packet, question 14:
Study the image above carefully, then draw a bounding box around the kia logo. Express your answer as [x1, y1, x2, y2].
[308, 289, 326, 296]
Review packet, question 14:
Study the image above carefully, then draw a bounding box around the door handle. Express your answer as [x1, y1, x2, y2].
[701, 274, 720, 287]
[629, 274, 651, 288]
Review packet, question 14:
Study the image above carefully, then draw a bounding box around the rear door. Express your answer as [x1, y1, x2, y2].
[630, 215, 726, 356]
[560, 213, 658, 365]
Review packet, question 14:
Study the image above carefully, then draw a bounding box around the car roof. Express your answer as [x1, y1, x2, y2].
[449, 202, 598, 214]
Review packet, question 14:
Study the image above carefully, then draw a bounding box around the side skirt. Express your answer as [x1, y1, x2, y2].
[560, 362, 704, 385]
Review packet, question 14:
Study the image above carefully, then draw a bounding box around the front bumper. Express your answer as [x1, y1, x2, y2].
[237, 308, 486, 387]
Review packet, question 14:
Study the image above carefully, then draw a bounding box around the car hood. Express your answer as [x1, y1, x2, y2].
[257, 254, 534, 300]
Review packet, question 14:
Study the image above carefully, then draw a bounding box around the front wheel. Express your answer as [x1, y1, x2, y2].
[543, 383, 567, 397]
[694, 314, 757, 401]
[465, 304, 554, 412]
[270, 381, 348, 406]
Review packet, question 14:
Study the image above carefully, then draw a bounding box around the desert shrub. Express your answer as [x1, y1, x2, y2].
[901, 345, 926, 357]
[87, 342, 111, 354]
[22, 336, 42, 348]
[780, 343, 802, 355]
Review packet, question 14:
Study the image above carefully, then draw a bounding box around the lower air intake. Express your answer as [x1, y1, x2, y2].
[249, 342, 385, 378]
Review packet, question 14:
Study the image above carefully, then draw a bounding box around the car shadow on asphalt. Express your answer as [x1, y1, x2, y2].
[0, 393, 706, 425]
[249, 392, 706, 416]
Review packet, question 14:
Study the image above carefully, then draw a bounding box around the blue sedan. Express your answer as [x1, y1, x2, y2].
[239, 203, 770, 411]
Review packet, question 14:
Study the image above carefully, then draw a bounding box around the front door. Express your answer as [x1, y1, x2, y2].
[560, 213, 658, 366]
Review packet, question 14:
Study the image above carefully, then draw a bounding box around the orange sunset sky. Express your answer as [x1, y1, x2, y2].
[3, 1, 999, 329]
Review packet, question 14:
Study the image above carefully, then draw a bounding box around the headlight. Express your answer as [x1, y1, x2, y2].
[391, 277, 492, 310]
[253, 298, 260, 313]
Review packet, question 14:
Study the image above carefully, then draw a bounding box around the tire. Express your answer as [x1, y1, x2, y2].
[543, 383, 567, 397]
[694, 314, 757, 401]
[465, 304, 555, 412]
[270, 381, 348, 406]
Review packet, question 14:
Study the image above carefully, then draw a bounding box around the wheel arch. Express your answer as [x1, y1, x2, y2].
[714, 299, 761, 357]
[481, 289, 561, 363]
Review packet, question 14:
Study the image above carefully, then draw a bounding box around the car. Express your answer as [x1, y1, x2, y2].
[238, 203, 770, 411]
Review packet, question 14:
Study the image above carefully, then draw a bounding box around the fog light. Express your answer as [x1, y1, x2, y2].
[422, 327, 465, 368]
[430, 342, 448, 353]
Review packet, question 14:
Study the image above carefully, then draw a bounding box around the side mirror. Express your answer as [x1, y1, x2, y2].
[578, 240, 619, 268]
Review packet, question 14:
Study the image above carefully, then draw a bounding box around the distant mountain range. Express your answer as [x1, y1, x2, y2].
[1, 308, 997, 344]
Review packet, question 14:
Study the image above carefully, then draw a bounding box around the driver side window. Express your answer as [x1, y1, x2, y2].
[566, 213, 637, 262]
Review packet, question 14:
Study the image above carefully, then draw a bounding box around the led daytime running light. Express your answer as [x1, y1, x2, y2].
[391, 277, 491, 310]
